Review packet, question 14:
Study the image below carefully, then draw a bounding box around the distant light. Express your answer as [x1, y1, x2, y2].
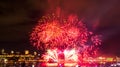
[111, 64, 117, 66]
[25, 50, 29, 54]
[1, 49, 5, 54]
[32, 65, 35, 67]
[34, 51, 37, 55]
[106, 58, 113, 62]
[11, 50, 14, 54]
[117, 63, 120, 66]
[38, 54, 40, 56]
[4, 59, 7, 63]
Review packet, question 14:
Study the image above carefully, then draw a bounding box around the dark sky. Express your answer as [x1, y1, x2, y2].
[0, 0, 120, 56]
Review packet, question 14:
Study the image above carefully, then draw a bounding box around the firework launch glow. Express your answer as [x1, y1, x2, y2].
[30, 13, 101, 62]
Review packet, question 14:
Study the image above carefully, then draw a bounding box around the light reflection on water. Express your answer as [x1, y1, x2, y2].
[0, 62, 119, 67]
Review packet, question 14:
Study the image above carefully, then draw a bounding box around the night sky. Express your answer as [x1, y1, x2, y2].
[0, 0, 120, 56]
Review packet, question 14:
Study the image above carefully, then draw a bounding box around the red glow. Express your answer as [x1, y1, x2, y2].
[30, 13, 101, 62]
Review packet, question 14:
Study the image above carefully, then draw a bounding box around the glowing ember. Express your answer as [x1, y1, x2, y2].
[43, 49, 58, 62]
[64, 49, 78, 62]
[30, 13, 101, 62]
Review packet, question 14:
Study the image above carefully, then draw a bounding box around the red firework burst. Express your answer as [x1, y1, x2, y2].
[30, 14, 101, 57]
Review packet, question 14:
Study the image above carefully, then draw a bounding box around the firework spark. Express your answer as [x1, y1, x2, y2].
[30, 14, 101, 62]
